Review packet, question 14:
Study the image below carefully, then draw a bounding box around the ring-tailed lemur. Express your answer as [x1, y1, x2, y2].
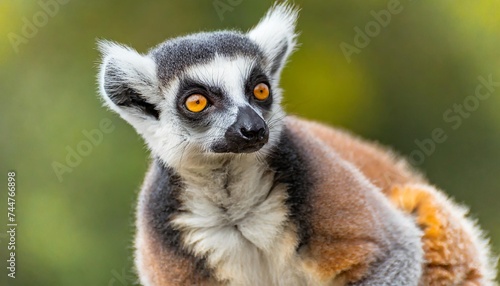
[97, 3, 497, 286]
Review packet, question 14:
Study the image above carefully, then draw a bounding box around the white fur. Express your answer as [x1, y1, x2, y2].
[97, 41, 160, 117]
[97, 40, 174, 158]
[171, 155, 314, 286]
[248, 2, 299, 80]
[185, 55, 253, 107]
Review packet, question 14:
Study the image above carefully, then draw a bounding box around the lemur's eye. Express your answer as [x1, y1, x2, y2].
[253, 83, 270, 101]
[185, 94, 208, 113]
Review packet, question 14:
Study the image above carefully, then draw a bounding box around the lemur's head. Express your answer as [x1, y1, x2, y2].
[98, 3, 298, 168]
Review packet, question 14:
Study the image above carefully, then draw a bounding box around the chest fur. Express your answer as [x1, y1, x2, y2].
[171, 160, 308, 285]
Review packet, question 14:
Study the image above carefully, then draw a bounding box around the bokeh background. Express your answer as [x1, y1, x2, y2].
[1, 0, 499, 285]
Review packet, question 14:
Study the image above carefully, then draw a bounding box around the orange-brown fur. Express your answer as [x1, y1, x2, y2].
[390, 185, 484, 286]
[137, 233, 211, 286]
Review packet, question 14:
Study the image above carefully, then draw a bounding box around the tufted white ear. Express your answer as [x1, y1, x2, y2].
[97, 40, 161, 121]
[248, 3, 299, 80]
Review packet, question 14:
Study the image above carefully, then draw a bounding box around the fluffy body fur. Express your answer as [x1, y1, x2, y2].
[98, 3, 497, 285]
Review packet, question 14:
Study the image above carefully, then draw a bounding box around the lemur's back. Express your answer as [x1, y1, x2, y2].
[289, 116, 496, 285]
[291, 116, 425, 193]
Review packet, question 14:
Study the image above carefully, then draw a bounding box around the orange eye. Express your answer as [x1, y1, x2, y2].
[253, 83, 270, 101]
[185, 94, 208, 113]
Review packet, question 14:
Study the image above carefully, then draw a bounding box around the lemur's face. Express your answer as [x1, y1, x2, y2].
[98, 5, 297, 167]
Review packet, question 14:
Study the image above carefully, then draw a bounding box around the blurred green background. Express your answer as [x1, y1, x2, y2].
[1, 0, 499, 285]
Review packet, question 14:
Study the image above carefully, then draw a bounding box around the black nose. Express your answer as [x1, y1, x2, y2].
[240, 126, 267, 141]
[221, 106, 269, 153]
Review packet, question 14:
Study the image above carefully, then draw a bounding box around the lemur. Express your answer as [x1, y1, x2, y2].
[97, 3, 497, 286]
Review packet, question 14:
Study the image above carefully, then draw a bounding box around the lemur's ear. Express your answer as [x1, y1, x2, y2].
[248, 3, 299, 80]
[97, 41, 160, 120]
